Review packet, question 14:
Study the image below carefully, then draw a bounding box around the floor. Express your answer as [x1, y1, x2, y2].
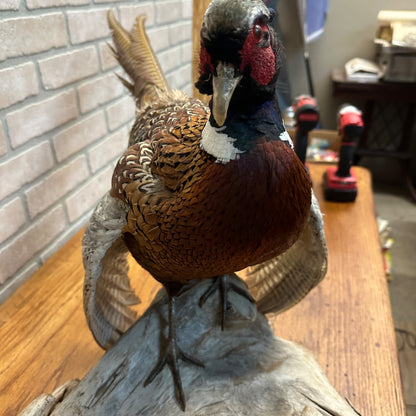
[369, 162, 416, 416]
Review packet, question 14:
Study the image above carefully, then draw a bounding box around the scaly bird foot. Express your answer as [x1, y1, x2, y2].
[198, 274, 255, 330]
[144, 294, 204, 411]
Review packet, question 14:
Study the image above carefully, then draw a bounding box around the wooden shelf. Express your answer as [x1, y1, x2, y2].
[332, 68, 416, 102]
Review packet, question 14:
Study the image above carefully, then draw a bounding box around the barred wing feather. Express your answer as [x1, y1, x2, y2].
[82, 192, 140, 350]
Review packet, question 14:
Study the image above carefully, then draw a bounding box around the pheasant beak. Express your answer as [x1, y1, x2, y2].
[212, 62, 242, 127]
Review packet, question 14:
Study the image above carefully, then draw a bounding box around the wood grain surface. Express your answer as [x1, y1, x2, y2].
[192, 0, 211, 103]
[0, 164, 406, 415]
[271, 165, 407, 415]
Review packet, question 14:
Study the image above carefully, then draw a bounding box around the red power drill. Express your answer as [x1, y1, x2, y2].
[323, 104, 364, 202]
[293, 95, 319, 165]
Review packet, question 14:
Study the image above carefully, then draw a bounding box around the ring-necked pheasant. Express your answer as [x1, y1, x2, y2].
[83, 0, 327, 410]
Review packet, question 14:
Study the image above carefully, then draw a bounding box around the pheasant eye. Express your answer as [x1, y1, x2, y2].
[253, 25, 263, 40]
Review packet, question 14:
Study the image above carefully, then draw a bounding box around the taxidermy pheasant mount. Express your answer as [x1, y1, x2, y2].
[82, 0, 327, 411]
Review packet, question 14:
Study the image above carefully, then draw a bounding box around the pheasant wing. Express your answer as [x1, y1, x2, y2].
[245, 190, 327, 315]
[82, 192, 140, 350]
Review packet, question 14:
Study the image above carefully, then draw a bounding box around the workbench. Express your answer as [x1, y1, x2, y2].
[0, 164, 406, 415]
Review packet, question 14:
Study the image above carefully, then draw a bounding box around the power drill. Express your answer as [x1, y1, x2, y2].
[323, 104, 364, 202]
[293, 95, 319, 165]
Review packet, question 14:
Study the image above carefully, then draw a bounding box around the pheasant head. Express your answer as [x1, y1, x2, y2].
[196, 0, 280, 127]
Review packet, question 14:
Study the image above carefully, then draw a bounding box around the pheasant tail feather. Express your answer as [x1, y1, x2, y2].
[107, 10, 171, 106]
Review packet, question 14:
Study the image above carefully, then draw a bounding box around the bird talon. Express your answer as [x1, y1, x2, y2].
[198, 278, 220, 307]
[144, 294, 203, 411]
[144, 340, 201, 411]
[199, 274, 255, 330]
[143, 355, 167, 386]
[179, 350, 205, 368]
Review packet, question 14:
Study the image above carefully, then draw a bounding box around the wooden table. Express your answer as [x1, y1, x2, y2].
[0, 164, 406, 416]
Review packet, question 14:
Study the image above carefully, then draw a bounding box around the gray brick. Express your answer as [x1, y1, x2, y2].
[65, 166, 112, 222]
[99, 41, 118, 71]
[166, 63, 192, 90]
[0, 62, 39, 109]
[39, 47, 99, 90]
[158, 45, 183, 74]
[27, 0, 88, 9]
[0, 122, 6, 156]
[94, 0, 124, 3]
[0, 262, 40, 305]
[0, 141, 54, 201]
[0, 0, 20, 10]
[168, 21, 191, 45]
[53, 111, 107, 163]
[0, 205, 66, 285]
[67, 9, 110, 45]
[106, 95, 135, 131]
[39, 222, 83, 263]
[7, 90, 78, 148]
[147, 26, 170, 52]
[88, 128, 127, 172]
[77, 73, 125, 114]
[0, 197, 26, 245]
[0, 13, 66, 62]
[25, 155, 89, 219]
[182, 0, 192, 19]
[181, 41, 192, 64]
[119, 3, 155, 30]
[181, 83, 193, 97]
[156, 1, 182, 25]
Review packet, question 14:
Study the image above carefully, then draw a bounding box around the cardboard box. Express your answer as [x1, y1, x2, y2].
[375, 10, 416, 82]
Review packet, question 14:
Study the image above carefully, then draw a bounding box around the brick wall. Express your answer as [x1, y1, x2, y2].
[0, 0, 193, 303]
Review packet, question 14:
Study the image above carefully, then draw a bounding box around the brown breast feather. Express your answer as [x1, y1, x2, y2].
[111, 98, 311, 286]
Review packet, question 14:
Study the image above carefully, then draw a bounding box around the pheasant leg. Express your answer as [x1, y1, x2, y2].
[144, 293, 204, 411]
[199, 274, 255, 330]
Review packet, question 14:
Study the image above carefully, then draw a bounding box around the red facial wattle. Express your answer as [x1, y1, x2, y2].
[240, 24, 276, 85]
[200, 46, 214, 75]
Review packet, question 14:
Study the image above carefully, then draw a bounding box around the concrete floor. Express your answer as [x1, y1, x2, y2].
[373, 183, 416, 323]
[372, 180, 416, 416]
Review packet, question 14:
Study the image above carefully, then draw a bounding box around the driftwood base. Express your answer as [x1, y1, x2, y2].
[19, 276, 360, 416]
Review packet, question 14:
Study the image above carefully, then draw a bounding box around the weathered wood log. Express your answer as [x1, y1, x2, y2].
[19, 275, 360, 416]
